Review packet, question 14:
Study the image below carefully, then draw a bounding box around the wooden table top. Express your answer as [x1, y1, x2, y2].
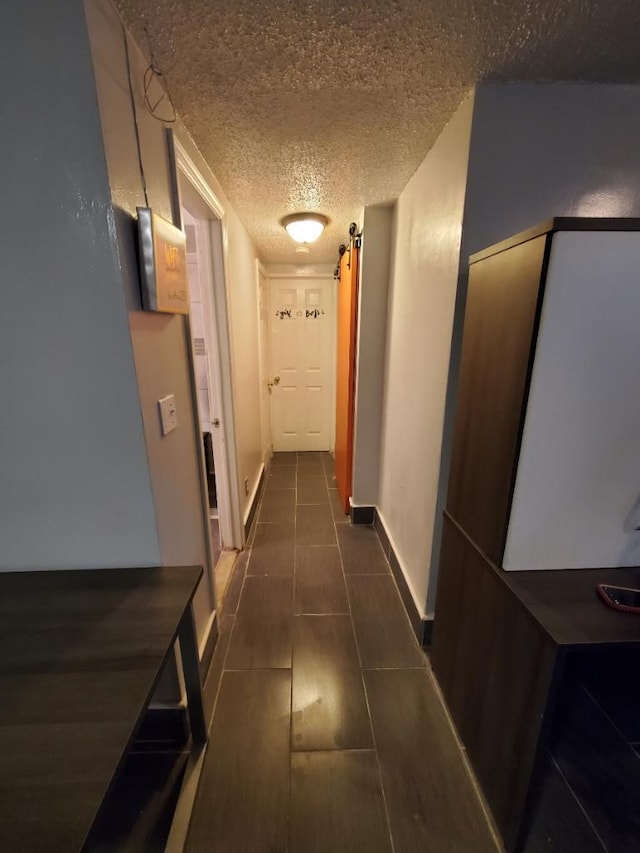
[0, 565, 202, 852]
[501, 565, 640, 648]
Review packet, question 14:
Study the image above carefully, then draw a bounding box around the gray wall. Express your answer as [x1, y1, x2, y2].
[427, 81, 640, 611]
[371, 82, 640, 617]
[464, 83, 640, 255]
[352, 205, 392, 507]
[84, 0, 213, 635]
[0, 0, 160, 570]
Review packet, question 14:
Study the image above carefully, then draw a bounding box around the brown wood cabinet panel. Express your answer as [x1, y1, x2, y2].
[432, 517, 558, 851]
[430, 515, 469, 698]
[447, 536, 497, 747]
[473, 575, 557, 850]
[446, 234, 550, 565]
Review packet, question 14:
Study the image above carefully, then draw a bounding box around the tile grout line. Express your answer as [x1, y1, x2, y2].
[249, 452, 297, 851]
[361, 665, 428, 672]
[195, 454, 495, 852]
[342, 528, 425, 668]
[551, 755, 609, 853]
[291, 747, 378, 755]
[332, 476, 398, 853]
[294, 611, 349, 616]
[233, 453, 398, 851]
[425, 662, 504, 852]
[370, 524, 428, 661]
[211, 452, 272, 733]
[583, 683, 638, 748]
[287, 452, 299, 853]
[206, 567, 254, 735]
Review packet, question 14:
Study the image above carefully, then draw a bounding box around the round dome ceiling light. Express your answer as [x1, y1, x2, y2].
[281, 213, 328, 244]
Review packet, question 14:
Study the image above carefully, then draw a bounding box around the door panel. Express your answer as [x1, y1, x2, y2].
[281, 386, 298, 436]
[305, 386, 324, 435]
[269, 277, 335, 451]
[305, 321, 323, 369]
[335, 242, 360, 514]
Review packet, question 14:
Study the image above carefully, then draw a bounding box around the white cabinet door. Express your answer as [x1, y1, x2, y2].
[268, 277, 335, 451]
[503, 231, 640, 570]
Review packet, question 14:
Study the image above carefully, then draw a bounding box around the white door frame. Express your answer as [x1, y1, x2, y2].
[264, 270, 337, 452]
[174, 137, 244, 551]
[256, 260, 273, 464]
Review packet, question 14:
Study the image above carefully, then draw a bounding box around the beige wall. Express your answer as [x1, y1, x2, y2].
[225, 211, 264, 522]
[377, 93, 475, 619]
[85, 0, 264, 591]
[85, 0, 215, 635]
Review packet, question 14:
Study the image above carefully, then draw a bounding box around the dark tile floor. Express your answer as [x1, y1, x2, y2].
[187, 452, 499, 853]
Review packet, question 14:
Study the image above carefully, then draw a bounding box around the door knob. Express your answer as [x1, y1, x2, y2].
[273, 375, 280, 385]
[213, 418, 220, 428]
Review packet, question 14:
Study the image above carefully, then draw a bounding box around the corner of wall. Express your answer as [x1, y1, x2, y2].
[352, 205, 394, 507]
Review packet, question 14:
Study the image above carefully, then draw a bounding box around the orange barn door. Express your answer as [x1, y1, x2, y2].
[334, 238, 360, 514]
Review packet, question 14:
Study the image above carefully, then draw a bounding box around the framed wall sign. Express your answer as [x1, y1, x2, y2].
[137, 207, 189, 314]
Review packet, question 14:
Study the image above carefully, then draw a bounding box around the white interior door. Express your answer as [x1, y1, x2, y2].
[268, 277, 335, 451]
[175, 138, 243, 558]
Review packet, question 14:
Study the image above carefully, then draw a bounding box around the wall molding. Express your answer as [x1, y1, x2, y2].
[350, 504, 375, 525]
[373, 509, 433, 648]
[135, 706, 189, 747]
[172, 135, 225, 220]
[244, 463, 266, 540]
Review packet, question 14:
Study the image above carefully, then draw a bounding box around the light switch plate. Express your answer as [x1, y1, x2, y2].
[158, 394, 178, 435]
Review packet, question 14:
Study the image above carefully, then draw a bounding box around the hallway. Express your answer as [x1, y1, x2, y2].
[187, 452, 499, 852]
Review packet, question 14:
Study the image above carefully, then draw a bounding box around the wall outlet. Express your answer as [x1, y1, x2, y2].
[158, 394, 178, 436]
[244, 477, 249, 495]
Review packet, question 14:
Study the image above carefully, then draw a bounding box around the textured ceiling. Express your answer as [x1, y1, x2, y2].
[114, 0, 640, 262]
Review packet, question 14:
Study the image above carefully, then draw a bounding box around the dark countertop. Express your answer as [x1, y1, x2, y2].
[500, 566, 640, 648]
[0, 565, 202, 852]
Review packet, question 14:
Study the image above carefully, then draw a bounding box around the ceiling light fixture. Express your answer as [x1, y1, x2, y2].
[281, 213, 328, 244]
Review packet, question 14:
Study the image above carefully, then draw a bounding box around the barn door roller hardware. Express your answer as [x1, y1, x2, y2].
[335, 223, 361, 278]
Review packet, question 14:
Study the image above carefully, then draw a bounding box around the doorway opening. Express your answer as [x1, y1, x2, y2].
[266, 273, 337, 453]
[173, 138, 243, 609]
[182, 207, 222, 553]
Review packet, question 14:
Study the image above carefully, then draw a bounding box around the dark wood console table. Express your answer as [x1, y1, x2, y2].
[432, 514, 640, 851]
[0, 565, 206, 852]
